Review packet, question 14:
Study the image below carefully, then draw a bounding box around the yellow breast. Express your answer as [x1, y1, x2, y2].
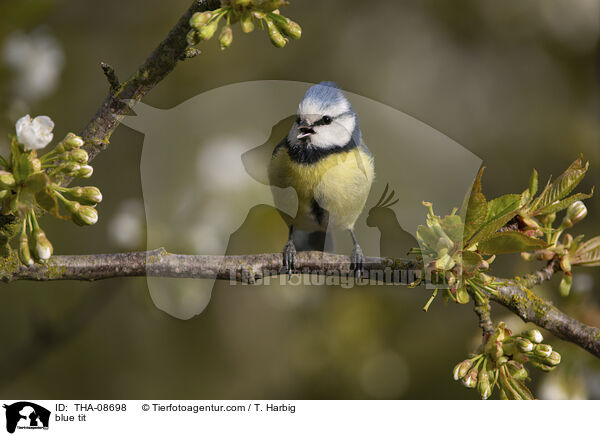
[268, 146, 375, 230]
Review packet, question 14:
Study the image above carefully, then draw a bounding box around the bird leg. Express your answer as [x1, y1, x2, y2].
[282, 225, 296, 277]
[349, 229, 365, 280]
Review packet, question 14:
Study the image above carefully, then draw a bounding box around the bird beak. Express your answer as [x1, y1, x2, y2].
[297, 126, 315, 139]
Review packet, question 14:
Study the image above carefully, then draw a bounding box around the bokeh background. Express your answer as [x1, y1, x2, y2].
[0, 0, 599, 399]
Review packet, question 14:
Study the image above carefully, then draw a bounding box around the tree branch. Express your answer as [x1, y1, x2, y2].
[0, 0, 221, 240]
[0, 249, 419, 283]
[2, 249, 598, 358]
[487, 259, 600, 358]
[80, 0, 221, 161]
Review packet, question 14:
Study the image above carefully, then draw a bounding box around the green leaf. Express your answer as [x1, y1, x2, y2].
[441, 214, 463, 244]
[528, 168, 539, 199]
[559, 274, 572, 297]
[435, 252, 456, 271]
[35, 188, 60, 218]
[462, 168, 488, 242]
[13, 152, 35, 184]
[534, 189, 594, 216]
[9, 135, 21, 169]
[455, 285, 470, 304]
[462, 250, 483, 273]
[477, 231, 547, 255]
[572, 236, 600, 266]
[485, 194, 521, 222]
[468, 210, 520, 248]
[467, 194, 522, 248]
[24, 172, 49, 194]
[530, 155, 589, 213]
[416, 225, 438, 251]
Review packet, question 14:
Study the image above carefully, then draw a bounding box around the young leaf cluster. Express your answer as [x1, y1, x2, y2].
[187, 0, 301, 51]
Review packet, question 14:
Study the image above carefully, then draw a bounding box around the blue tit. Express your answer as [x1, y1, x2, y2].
[268, 81, 375, 277]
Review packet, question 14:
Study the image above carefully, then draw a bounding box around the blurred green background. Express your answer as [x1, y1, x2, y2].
[0, 0, 599, 399]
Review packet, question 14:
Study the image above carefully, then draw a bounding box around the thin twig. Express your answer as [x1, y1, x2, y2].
[80, 0, 221, 161]
[488, 259, 600, 358]
[100, 62, 121, 94]
[473, 296, 494, 337]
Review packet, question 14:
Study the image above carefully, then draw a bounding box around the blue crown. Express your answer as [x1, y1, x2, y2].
[302, 81, 347, 106]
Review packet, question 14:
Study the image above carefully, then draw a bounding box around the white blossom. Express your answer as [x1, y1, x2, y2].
[16, 114, 54, 150]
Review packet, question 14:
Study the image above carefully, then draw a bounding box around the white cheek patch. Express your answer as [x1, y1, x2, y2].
[311, 115, 355, 148]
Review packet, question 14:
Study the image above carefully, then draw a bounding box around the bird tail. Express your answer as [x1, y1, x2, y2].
[294, 230, 335, 252]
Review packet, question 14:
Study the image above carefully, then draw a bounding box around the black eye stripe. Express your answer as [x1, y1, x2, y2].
[296, 111, 353, 127]
[313, 117, 329, 126]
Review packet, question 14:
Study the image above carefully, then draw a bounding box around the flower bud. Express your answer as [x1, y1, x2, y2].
[453, 358, 473, 381]
[523, 329, 543, 344]
[80, 187, 102, 204]
[240, 10, 254, 33]
[61, 162, 81, 176]
[266, 18, 287, 47]
[533, 343, 552, 358]
[218, 25, 233, 50]
[72, 205, 98, 226]
[529, 360, 554, 372]
[190, 11, 213, 29]
[64, 186, 103, 205]
[544, 351, 561, 366]
[19, 233, 34, 266]
[275, 17, 301, 39]
[461, 369, 477, 388]
[31, 158, 42, 172]
[69, 148, 88, 164]
[0, 189, 10, 200]
[477, 370, 492, 400]
[198, 20, 219, 40]
[516, 337, 533, 353]
[562, 201, 587, 228]
[64, 132, 84, 149]
[31, 228, 53, 261]
[506, 360, 528, 380]
[76, 165, 94, 178]
[0, 171, 16, 189]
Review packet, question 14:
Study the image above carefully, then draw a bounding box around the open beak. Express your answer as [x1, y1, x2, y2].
[297, 126, 315, 139]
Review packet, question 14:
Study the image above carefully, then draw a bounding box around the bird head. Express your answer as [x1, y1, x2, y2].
[288, 81, 360, 149]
